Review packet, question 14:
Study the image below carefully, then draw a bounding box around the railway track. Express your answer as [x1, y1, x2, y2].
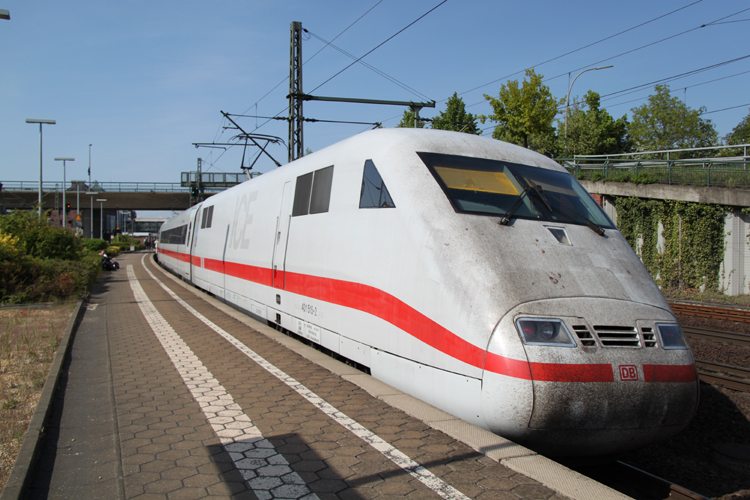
[677, 320, 750, 392]
[682, 326, 750, 348]
[695, 360, 750, 392]
[574, 460, 710, 500]
[670, 301, 750, 323]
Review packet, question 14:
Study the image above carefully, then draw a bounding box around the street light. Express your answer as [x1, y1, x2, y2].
[26, 119, 56, 215]
[97, 199, 107, 240]
[54, 157, 74, 229]
[86, 192, 96, 238]
[88, 144, 92, 187]
[72, 180, 85, 234]
[0, 9, 9, 20]
[565, 65, 613, 158]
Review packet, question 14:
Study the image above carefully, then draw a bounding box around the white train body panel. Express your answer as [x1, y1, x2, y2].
[158, 129, 699, 457]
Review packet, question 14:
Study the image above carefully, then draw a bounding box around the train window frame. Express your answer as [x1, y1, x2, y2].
[360, 160, 395, 209]
[292, 172, 313, 217]
[292, 166, 334, 217]
[655, 323, 689, 350]
[310, 166, 334, 214]
[161, 224, 188, 245]
[418, 152, 615, 229]
[201, 205, 214, 228]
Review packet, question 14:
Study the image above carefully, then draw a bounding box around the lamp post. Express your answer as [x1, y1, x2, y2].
[86, 192, 96, 238]
[88, 144, 92, 187]
[565, 65, 613, 158]
[54, 158, 74, 229]
[97, 199, 107, 240]
[26, 119, 56, 215]
[0, 9, 9, 20]
[72, 180, 85, 234]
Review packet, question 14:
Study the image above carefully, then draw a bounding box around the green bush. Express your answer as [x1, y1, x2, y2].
[0, 252, 100, 304]
[0, 211, 100, 303]
[0, 210, 83, 260]
[105, 246, 120, 257]
[83, 238, 109, 252]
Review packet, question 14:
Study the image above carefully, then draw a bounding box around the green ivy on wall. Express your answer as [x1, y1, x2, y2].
[613, 197, 729, 291]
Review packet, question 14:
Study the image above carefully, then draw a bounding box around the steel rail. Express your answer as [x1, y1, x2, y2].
[695, 360, 750, 392]
[615, 462, 710, 500]
[683, 326, 750, 348]
[574, 460, 710, 500]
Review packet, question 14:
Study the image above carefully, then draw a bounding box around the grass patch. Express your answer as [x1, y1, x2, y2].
[0, 304, 73, 489]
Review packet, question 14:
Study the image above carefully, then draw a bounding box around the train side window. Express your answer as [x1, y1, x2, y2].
[202, 205, 214, 228]
[359, 160, 395, 209]
[292, 172, 313, 216]
[293, 166, 334, 216]
[310, 166, 334, 214]
[162, 224, 188, 244]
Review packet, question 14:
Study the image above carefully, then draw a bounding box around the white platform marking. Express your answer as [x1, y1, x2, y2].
[141, 256, 470, 500]
[126, 265, 317, 500]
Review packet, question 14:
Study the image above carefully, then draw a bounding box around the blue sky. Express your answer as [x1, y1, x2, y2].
[1, 0, 748, 207]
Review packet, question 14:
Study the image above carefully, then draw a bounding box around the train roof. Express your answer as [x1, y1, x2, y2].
[308, 128, 566, 173]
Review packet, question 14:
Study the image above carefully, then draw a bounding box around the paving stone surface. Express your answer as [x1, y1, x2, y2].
[27, 252, 569, 500]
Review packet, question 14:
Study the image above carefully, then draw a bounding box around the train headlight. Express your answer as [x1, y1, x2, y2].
[656, 323, 689, 349]
[515, 318, 576, 347]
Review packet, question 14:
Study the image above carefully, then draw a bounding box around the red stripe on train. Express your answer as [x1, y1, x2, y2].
[159, 248, 190, 262]
[157, 249, 691, 384]
[643, 364, 697, 383]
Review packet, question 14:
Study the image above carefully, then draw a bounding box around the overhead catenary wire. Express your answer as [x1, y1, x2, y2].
[704, 103, 750, 115]
[234, 1, 447, 145]
[543, 6, 750, 84]
[553, 57, 750, 113]
[410, 10, 750, 126]
[237, 0, 384, 120]
[308, 0, 448, 95]
[377, 1, 717, 126]
[305, 30, 432, 102]
[213, 1, 748, 167]
[451, 0, 706, 101]
[206, 2, 388, 168]
[206, 1, 385, 152]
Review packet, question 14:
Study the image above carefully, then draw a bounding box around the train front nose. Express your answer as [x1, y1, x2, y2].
[481, 298, 700, 457]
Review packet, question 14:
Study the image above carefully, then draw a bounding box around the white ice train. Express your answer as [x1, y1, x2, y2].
[158, 128, 699, 457]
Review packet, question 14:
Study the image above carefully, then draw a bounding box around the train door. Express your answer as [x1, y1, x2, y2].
[272, 182, 293, 289]
[188, 205, 201, 282]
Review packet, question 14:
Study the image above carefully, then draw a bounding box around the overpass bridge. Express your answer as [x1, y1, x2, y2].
[0, 175, 247, 239]
[0, 179, 238, 212]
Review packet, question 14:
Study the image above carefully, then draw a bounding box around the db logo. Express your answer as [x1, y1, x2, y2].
[619, 365, 638, 381]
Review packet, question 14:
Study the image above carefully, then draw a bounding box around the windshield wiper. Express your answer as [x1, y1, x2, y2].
[498, 187, 534, 225]
[533, 185, 606, 237]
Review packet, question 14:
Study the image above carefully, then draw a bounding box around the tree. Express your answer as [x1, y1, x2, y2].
[430, 93, 480, 134]
[629, 84, 718, 158]
[724, 109, 750, 153]
[396, 108, 425, 128]
[482, 68, 562, 151]
[558, 91, 630, 156]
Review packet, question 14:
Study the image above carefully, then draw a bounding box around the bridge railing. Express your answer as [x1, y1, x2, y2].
[561, 158, 750, 189]
[1, 181, 230, 193]
[181, 171, 254, 187]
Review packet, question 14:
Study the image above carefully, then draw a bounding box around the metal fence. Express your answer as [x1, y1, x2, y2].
[180, 171, 258, 187]
[563, 158, 750, 189]
[2, 181, 230, 193]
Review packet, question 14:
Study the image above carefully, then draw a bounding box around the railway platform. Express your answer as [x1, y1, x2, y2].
[9, 252, 631, 500]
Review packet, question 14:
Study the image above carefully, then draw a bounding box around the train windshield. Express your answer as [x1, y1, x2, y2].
[419, 152, 614, 229]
